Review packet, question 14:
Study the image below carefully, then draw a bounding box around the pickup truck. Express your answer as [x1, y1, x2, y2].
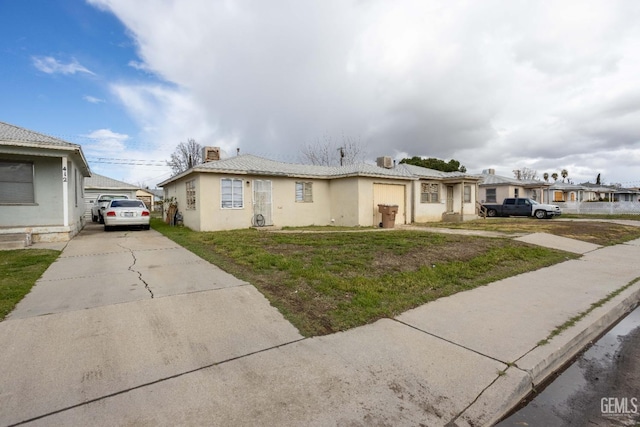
[91, 194, 130, 223]
[481, 198, 561, 219]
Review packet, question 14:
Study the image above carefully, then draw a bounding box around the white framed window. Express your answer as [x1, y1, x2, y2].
[0, 160, 34, 204]
[464, 185, 471, 203]
[295, 182, 313, 203]
[186, 179, 196, 210]
[420, 182, 439, 203]
[221, 178, 243, 208]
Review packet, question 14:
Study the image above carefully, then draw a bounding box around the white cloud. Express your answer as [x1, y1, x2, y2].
[83, 95, 105, 104]
[82, 129, 129, 155]
[88, 0, 640, 185]
[32, 56, 95, 75]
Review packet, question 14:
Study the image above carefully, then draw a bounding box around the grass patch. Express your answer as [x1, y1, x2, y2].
[0, 249, 60, 321]
[537, 276, 640, 346]
[421, 218, 640, 246]
[152, 219, 576, 336]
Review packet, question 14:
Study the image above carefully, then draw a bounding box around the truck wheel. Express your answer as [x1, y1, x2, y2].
[534, 210, 546, 219]
[487, 209, 497, 217]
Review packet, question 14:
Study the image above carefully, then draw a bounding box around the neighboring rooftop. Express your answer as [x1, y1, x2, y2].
[85, 173, 139, 190]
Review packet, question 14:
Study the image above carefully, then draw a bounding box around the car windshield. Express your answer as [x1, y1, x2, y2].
[111, 200, 145, 208]
[530, 199, 539, 205]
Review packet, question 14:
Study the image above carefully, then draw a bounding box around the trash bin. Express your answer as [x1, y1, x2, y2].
[378, 204, 399, 228]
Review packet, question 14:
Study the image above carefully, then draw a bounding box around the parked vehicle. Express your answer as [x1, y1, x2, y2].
[91, 194, 129, 223]
[103, 199, 150, 231]
[481, 198, 561, 219]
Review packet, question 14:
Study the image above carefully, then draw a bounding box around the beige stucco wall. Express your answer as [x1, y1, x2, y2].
[413, 181, 478, 222]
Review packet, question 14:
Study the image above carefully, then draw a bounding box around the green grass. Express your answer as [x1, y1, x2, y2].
[152, 219, 576, 336]
[0, 249, 60, 321]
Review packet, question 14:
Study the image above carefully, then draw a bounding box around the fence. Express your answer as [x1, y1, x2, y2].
[554, 201, 640, 215]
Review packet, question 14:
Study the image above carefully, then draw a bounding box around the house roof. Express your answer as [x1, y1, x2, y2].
[478, 173, 549, 187]
[0, 121, 91, 176]
[158, 154, 478, 187]
[85, 173, 139, 191]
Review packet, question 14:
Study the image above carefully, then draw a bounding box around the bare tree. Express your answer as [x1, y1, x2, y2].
[513, 167, 538, 180]
[168, 138, 203, 174]
[300, 134, 367, 166]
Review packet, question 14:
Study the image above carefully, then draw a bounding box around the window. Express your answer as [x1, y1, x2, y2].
[514, 188, 519, 198]
[554, 191, 564, 202]
[186, 179, 196, 210]
[221, 178, 243, 208]
[420, 182, 439, 203]
[0, 161, 34, 204]
[463, 185, 471, 203]
[295, 182, 313, 203]
[486, 188, 497, 203]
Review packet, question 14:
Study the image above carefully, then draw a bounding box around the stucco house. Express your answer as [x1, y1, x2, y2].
[158, 153, 481, 231]
[0, 121, 91, 243]
[478, 170, 551, 204]
[84, 173, 139, 220]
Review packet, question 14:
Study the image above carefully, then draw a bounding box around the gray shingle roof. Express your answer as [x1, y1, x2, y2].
[0, 121, 79, 149]
[85, 173, 139, 190]
[0, 121, 91, 176]
[159, 154, 480, 186]
[478, 173, 547, 186]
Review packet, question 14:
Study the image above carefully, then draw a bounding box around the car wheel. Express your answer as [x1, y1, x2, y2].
[534, 210, 546, 219]
[92, 214, 98, 223]
[99, 214, 104, 224]
[104, 225, 112, 232]
[487, 209, 497, 217]
[143, 225, 150, 230]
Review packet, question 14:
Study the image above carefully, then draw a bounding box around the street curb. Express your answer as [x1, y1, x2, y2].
[456, 279, 640, 427]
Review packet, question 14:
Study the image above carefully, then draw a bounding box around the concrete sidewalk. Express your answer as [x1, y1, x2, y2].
[1, 225, 639, 426]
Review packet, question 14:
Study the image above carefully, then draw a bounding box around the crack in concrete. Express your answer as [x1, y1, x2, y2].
[119, 243, 154, 298]
[6, 336, 307, 427]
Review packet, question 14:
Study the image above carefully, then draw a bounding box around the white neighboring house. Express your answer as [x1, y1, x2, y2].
[84, 173, 139, 220]
[0, 121, 91, 243]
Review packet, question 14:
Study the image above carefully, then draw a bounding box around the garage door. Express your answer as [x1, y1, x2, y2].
[373, 183, 406, 226]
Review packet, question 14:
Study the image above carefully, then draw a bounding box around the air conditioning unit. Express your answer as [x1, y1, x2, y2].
[376, 156, 393, 169]
[203, 146, 220, 162]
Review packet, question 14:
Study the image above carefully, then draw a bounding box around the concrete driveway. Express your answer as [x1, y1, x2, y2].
[0, 224, 303, 426]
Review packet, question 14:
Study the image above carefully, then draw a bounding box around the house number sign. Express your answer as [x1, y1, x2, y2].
[62, 166, 68, 182]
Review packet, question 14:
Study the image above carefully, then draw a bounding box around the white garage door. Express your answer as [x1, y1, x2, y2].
[373, 183, 406, 226]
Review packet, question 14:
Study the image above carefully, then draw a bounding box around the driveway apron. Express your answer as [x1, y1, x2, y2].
[0, 224, 302, 426]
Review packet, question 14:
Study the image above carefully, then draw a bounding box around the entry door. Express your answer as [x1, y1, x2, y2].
[446, 186, 454, 213]
[253, 180, 273, 226]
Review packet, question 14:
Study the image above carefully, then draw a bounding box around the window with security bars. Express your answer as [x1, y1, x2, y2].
[0, 161, 34, 204]
[186, 179, 196, 210]
[420, 182, 439, 203]
[295, 182, 313, 203]
[486, 188, 497, 203]
[221, 178, 243, 208]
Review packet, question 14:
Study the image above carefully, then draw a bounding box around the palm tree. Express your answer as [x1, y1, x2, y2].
[561, 169, 568, 182]
[543, 172, 549, 182]
[551, 172, 559, 182]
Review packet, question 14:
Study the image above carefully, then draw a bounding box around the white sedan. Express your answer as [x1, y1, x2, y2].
[103, 199, 150, 231]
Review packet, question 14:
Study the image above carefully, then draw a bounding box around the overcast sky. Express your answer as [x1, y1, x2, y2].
[3, 1, 640, 187]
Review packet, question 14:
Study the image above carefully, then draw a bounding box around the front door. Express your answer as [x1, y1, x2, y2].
[446, 186, 454, 213]
[253, 180, 272, 226]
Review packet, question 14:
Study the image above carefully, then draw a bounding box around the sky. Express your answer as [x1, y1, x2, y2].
[2, 0, 640, 188]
